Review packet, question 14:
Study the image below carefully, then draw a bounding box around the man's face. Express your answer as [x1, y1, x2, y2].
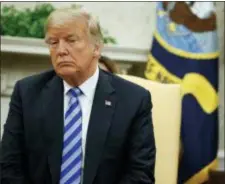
[46, 19, 100, 79]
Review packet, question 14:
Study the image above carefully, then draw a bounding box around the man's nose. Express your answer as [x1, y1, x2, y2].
[57, 40, 68, 56]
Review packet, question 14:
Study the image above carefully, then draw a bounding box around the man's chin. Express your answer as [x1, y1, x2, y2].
[56, 68, 78, 78]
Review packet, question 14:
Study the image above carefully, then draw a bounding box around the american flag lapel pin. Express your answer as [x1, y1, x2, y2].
[105, 100, 112, 107]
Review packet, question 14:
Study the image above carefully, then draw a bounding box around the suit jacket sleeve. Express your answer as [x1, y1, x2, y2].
[0, 81, 28, 184]
[119, 91, 156, 184]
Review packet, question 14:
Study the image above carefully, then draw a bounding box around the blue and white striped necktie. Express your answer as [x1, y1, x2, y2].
[60, 88, 83, 184]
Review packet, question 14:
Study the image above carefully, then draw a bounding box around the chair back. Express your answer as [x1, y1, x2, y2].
[118, 74, 182, 184]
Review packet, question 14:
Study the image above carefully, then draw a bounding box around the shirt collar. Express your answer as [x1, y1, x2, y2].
[63, 66, 99, 100]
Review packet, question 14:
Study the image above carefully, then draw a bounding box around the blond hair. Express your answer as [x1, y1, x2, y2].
[45, 8, 103, 45]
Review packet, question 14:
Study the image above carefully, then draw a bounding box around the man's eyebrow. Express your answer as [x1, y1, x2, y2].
[44, 34, 78, 43]
[66, 34, 76, 39]
[68, 34, 74, 38]
[45, 37, 57, 43]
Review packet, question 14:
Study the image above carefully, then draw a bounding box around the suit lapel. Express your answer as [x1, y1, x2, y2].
[83, 70, 116, 184]
[41, 74, 64, 184]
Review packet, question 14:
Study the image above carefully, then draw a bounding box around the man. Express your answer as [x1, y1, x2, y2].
[0, 8, 156, 184]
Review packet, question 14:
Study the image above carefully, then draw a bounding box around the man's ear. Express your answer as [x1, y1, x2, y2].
[93, 43, 102, 57]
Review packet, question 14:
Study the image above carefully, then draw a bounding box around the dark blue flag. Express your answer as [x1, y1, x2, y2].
[145, 2, 219, 183]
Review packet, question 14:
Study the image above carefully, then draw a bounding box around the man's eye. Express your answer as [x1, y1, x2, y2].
[68, 39, 77, 43]
[50, 41, 58, 45]
[47, 40, 58, 46]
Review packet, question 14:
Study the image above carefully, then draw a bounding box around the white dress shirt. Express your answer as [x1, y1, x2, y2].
[63, 67, 99, 166]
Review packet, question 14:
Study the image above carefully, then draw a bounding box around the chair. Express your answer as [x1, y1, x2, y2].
[118, 74, 182, 184]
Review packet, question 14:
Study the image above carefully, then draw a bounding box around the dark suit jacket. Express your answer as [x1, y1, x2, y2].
[0, 69, 156, 184]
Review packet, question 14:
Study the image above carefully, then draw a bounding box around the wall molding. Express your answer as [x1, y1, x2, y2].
[1, 36, 149, 63]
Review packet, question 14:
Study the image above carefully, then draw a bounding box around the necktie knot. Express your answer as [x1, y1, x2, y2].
[68, 87, 82, 98]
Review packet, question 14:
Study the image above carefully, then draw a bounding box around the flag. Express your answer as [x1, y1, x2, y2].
[145, 2, 219, 183]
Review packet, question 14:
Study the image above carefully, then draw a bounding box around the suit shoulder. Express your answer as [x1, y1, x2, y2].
[104, 72, 152, 113]
[107, 72, 150, 97]
[18, 70, 55, 86]
[16, 70, 56, 93]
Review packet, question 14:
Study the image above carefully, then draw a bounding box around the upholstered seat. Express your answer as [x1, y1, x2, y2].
[118, 74, 182, 184]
